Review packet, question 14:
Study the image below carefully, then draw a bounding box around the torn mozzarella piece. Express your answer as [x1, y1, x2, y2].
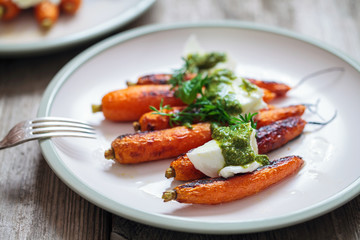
[187, 140, 225, 178]
[188, 129, 262, 178]
[231, 78, 267, 114]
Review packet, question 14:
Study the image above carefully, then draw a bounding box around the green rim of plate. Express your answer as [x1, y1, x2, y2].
[37, 21, 360, 234]
[0, 0, 155, 56]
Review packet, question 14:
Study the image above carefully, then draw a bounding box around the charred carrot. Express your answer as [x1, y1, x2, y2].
[133, 74, 278, 103]
[34, 0, 59, 29]
[105, 123, 212, 164]
[135, 106, 186, 132]
[248, 79, 291, 97]
[133, 73, 290, 96]
[166, 116, 306, 181]
[133, 73, 197, 86]
[0, 0, 20, 21]
[137, 105, 305, 132]
[257, 116, 306, 154]
[93, 85, 185, 122]
[135, 74, 173, 85]
[60, 0, 82, 14]
[255, 104, 306, 128]
[162, 155, 304, 204]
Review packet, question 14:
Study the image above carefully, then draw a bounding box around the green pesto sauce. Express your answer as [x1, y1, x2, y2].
[240, 78, 257, 95]
[205, 69, 242, 115]
[186, 52, 227, 73]
[211, 123, 269, 167]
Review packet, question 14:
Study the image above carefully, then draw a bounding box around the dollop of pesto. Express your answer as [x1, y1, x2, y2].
[205, 69, 242, 115]
[186, 52, 227, 73]
[240, 78, 257, 95]
[205, 69, 265, 115]
[211, 123, 269, 167]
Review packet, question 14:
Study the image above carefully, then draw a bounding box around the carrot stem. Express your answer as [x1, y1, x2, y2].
[132, 121, 141, 132]
[41, 18, 53, 29]
[104, 149, 115, 160]
[165, 167, 175, 178]
[92, 104, 102, 113]
[162, 190, 176, 202]
[0, 6, 4, 19]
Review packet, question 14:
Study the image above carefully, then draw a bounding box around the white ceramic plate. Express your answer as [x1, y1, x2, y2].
[0, 0, 155, 56]
[37, 22, 360, 234]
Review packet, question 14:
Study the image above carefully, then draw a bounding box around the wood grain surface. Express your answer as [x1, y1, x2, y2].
[0, 0, 359, 239]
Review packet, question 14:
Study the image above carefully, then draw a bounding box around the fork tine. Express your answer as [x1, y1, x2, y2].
[30, 122, 95, 131]
[31, 117, 93, 128]
[30, 131, 96, 140]
[0, 117, 97, 150]
[30, 126, 96, 135]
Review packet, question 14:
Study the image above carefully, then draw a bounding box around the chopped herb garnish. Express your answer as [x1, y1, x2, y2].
[150, 52, 261, 128]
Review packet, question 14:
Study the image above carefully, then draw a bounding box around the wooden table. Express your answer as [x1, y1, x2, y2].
[1, 0, 359, 239]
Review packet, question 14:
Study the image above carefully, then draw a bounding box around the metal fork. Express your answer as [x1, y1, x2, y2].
[0, 117, 96, 150]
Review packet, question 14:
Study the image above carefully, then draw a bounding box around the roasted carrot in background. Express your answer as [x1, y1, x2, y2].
[92, 85, 185, 122]
[60, 0, 82, 14]
[0, 0, 20, 21]
[133, 73, 291, 97]
[166, 116, 307, 181]
[162, 155, 304, 204]
[248, 79, 291, 97]
[34, 0, 59, 29]
[134, 74, 173, 85]
[255, 104, 306, 128]
[133, 73, 197, 86]
[133, 74, 280, 103]
[105, 123, 212, 164]
[137, 104, 305, 132]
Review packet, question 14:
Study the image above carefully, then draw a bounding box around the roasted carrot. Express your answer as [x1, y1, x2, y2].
[248, 79, 291, 97]
[135, 74, 173, 85]
[257, 116, 306, 154]
[134, 73, 197, 85]
[105, 123, 212, 164]
[166, 154, 206, 181]
[255, 104, 306, 128]
[166, 116, 307, 181]
[93, 85, 185, 122]
[60, 0, 82, 14]
[162, 155, 304, 204]
[137, 104, 305, 132]
[34, 0, 59, 29]
[0, 0, 20, 21]
[134, 73, 291, 96]
[134, 73, 278, 103]
[135, 106, 186, 132]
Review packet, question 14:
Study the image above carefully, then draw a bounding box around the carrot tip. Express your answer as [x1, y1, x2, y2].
[104, 148, 115, 160]
[126, 81, 136, 87]
[162, 190, 176, 202]
[165, 167, 175, 179]
[92, 104, 102, 113]
[0, 6, 4, 19]
[133, 121, 140, 132]
[41, 18, 54, 29]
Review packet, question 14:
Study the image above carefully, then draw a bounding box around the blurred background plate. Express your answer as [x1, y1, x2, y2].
[0, 0, 155, 56]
